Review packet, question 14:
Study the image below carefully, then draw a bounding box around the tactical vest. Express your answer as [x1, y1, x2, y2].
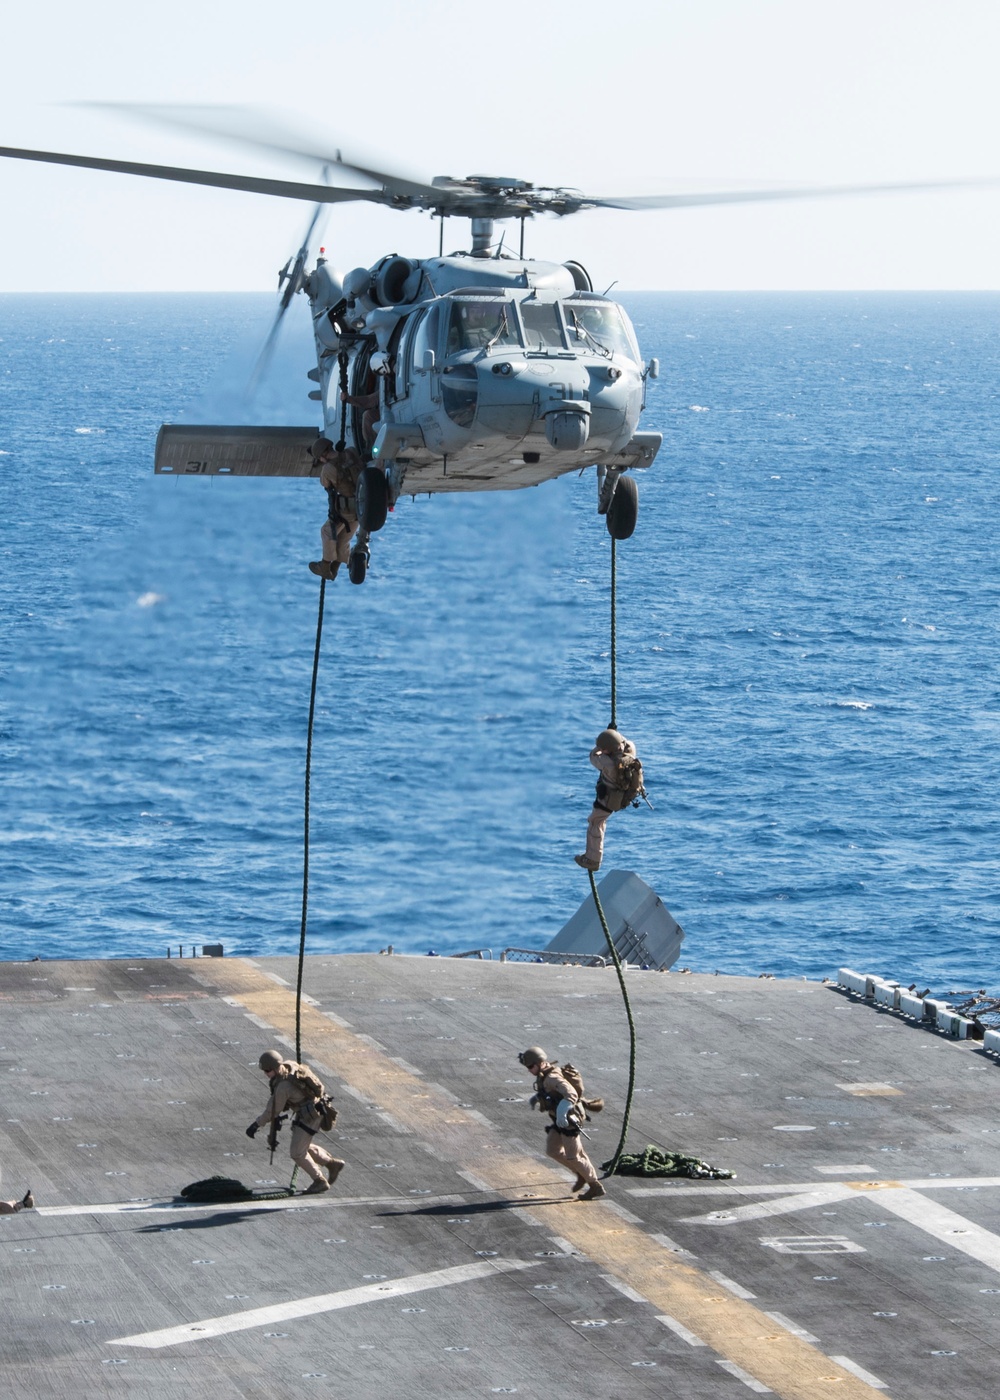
[596, 751, 644, 812]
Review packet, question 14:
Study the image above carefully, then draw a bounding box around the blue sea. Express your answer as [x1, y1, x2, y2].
[3, 290, 1000, 990]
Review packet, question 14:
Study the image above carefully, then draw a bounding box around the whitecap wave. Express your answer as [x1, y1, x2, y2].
[136, 592, 166, 608]
[832, 699, 873, 711]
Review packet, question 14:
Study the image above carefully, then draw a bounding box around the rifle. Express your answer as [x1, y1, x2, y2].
[267, 1113, 287, 1165]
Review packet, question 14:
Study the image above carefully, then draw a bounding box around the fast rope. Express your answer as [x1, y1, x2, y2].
[179, 582, 328, 1206]
[587, 867, 635, 1174]
[335, 348, 349, 452]
[285, 574, 329, 1195]
[609, 536, 617, 731]
[296, 575, 327, 1064]
[588, 534, 637, 1173]
[587, 534, 733, 1180]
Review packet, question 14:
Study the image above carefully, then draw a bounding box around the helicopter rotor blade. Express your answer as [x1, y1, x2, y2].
[246, 201, 326, 398]
[79, 102, 447, 206]
[0, 144, 401, 207]
[564, 175, 1000, 214]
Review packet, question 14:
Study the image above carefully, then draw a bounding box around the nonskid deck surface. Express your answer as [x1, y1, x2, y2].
[2, 954, 999, 1398]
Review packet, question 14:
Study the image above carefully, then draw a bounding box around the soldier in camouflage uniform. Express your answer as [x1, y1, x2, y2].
[518, 1047, 605, 1200]
[247, 1050, 344, 1195]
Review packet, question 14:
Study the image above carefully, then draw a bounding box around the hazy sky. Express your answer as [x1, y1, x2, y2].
[3, 0, 1000, 292]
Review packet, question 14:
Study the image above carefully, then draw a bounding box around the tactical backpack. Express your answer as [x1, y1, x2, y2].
[616, 755, 645, 808]
[558, 1063, 605, 1116]
[289, 1063, 338, 1131]
[596, 754, 645, 812]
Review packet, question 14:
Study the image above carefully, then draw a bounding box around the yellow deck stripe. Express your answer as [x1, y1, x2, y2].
[197, 959, 884, 1399]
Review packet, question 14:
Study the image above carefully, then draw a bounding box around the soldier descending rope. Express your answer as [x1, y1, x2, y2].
[575, 728, 645, 872]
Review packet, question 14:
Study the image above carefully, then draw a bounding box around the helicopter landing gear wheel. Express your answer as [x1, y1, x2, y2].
[348, 546, 369, 585]
[606, 474, 638, 540]
[356, 466, 389, 533]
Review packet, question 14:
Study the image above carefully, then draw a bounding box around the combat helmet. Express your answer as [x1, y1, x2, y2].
[258, 1049, 284, 1072]
[595, 728, 625, 751]
[518, 1047, 547, 1069]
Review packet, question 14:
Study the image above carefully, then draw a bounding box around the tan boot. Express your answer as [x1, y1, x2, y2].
[571, 1174, 587, 1193]
[574, 854, 600, 871]
[326, 1159, 345, 1186]
[308, 561, 340, 581]
[302, 1177, 330, 1195]
[578, 1182, 606, 1201]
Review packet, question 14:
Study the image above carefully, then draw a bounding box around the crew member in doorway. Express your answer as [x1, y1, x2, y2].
[518, 1048, 605, 1200]
[0, 1189, 34, 1213]
[246, 1050, 344, 1195]
[575, 728, 643, 872]
[308, 438, 361, 582]
[340, 387, 381, 452]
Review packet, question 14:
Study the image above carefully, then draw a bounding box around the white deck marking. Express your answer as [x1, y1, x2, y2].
[904, 1176, 1000, 1190]
[764, 1311, 819, 1344]
[111, 1258, 538, 1349]
[630, 1175, 1000, 1196]
[814, 1164, 875, 1174]
[871, 1187, 1000, 1272]
[651, 1232, 697, 1257]
[656, 1314, 706, 1346]
[657, 1172, 1000, 1274]
[829, 1355, 888, 1389]
[708, 1270, 756, 1299]
[601, 1201, 643, 1225]
[600, 1274, 648, 1304]
[716, 1359, 772, 1391]
[456, 1169, 493, 1192]
[37, 1193, 465, 1219]
[627, 1181, 845, 1197]
[681, 1186, 856, 1224]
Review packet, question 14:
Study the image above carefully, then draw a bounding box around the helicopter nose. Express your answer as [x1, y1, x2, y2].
[545, 409, 590, 452]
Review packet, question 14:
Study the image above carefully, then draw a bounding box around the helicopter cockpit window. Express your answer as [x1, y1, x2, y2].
[409, 302, 443, 372]
[519, 301, 567, 352]
[564, 301, 639, 362]
[446, 300, 520, 356]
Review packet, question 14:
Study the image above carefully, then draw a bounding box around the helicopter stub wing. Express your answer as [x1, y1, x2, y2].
[155, 425, 320, 477]
[606, 431, 661, 470]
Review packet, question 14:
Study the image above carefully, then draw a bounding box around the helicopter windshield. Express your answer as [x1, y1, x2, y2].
[519, 301, 567, 352]
[446, 300, 520, 355]
[564, 301, 638, 362]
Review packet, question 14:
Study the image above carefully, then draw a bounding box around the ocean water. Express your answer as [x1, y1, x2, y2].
[2, 290, 1000, 990]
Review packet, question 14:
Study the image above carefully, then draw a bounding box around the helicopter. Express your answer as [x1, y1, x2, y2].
[4, 108, 999, 584]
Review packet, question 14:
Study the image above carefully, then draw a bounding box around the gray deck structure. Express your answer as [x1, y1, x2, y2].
[2, 953, 999, 1398]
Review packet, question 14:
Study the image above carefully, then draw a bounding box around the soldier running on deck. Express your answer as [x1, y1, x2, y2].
[518, 1048, 605, 1200]
[247, 1050, 344, 1195]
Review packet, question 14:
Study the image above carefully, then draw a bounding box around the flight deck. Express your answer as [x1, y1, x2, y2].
[2, 953, 998, 1398]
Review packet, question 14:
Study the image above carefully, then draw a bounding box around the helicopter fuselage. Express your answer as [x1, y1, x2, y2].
[307, 251, 661, 501]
